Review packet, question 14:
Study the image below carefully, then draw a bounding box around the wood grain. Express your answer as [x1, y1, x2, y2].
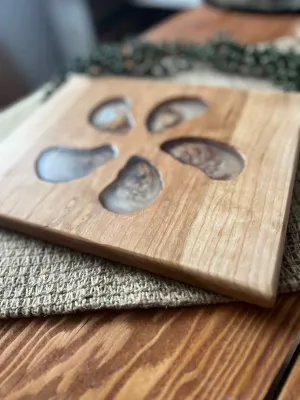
[280, 356, 300, 399]
[145, 5, 300, 44]
[0, 8, 300, 400]
[1, 76, 300, 306]
[0, 295, 299, 400]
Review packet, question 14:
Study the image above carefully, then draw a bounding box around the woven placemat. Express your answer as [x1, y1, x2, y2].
[1, 58, 300, 317]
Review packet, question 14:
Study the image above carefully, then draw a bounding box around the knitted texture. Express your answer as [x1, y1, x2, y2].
[1, 209, 300, 317]
[1, 53, 300, 317]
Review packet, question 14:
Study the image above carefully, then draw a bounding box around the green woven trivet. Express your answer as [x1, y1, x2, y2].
[46, 35, 300, 98]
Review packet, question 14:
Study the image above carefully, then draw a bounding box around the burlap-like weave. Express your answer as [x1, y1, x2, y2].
[1, 59, 300, 317]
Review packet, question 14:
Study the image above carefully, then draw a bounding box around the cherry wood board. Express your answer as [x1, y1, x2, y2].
[0, 76, 300, 307]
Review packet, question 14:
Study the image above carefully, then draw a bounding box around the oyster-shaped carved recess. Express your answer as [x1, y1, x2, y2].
[147, 97, 207, 133]
[36, 145, 118, 183]
[161, 137, 245, 180]
[100, 156, 163, 214]
[89, 98, 134, 133]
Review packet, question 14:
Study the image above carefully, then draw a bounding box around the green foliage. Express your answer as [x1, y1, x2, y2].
[45, 34, 300, 99]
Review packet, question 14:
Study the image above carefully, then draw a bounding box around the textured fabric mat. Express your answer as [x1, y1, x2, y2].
[1, 47, 300, 317]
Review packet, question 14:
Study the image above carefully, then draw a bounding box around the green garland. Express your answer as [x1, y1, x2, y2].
[45, 34, 300, 99]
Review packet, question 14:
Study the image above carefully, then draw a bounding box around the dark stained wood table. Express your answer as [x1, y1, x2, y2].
[1, 5, 300, 400]
[146, 5, 300, 44]
[280, 356, 300, 399]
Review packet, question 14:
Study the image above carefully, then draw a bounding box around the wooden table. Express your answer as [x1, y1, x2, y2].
[1, 5, 300, 400]
[146, 5, 300, 44]
[280, 355, 300, 399]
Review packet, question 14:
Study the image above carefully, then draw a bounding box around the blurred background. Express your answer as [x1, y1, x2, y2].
[1, 0, 300, 108]
[0, 0, 202, 108]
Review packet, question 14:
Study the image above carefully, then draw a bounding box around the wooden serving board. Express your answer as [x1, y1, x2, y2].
[1, 76, 300, 307]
